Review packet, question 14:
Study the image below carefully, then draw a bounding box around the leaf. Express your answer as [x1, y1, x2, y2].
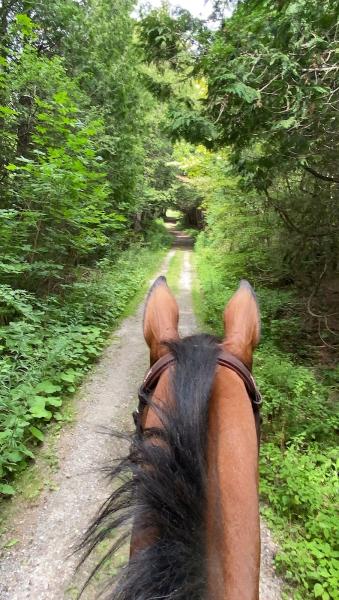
[53, 91, 69, 105]
[273, 117, 297, 130]
[46, 397, 62, 407]
[60, 371, 76, 383]
[35, 381, 61, 395]
[313, 86, 328, 95]
[7, 451, 23, 463]
[29, 426, 45, 442]
[0, 484, 15, 496]
[21, 446, 35, 459]
[29, 398, 52, 420]
[85, 345, 100, 355]
[285, 2, 301, 15]
[227, 82, 259, 103]
[16, 13, 34, 29]
[314, 583, 324, 597]
[3, 538, 19, 548]
[0, 106, 16, 116]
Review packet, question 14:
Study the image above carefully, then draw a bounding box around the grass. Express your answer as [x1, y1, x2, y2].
[166, 250, 185, 294]
[191, 253, 211, 331]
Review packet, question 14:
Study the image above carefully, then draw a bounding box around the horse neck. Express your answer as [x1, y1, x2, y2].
[206, 367, 260, 600]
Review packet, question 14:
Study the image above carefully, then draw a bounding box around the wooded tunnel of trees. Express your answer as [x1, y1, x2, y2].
[0, 1, 338, 598]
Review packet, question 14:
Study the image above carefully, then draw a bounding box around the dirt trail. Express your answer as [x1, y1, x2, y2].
[0, 246, 284, 600]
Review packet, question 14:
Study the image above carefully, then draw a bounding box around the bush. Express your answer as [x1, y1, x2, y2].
[256, 348, 337, 445]
[261, 442, 338, 600]
[0, 234, 166, 493]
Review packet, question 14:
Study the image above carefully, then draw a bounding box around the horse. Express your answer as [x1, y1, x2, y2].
[80, 275, 262, 600]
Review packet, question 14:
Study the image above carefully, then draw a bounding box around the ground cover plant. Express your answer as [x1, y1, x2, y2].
[0, 226, 169, 494]
[165, 250, 185, 293]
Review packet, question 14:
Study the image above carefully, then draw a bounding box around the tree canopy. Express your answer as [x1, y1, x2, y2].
[0, 0, 178, 293]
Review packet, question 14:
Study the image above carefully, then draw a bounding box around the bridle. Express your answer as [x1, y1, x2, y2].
[133, 349, 262, 442]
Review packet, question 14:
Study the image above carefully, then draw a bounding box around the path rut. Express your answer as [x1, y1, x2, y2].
[0, 247, 284, 599]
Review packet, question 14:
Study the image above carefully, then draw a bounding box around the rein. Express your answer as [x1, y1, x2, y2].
[134, 349, 262, 440]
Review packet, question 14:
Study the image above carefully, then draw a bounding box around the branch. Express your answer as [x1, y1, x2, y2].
[264, 190, 303, 233]
[259, 73, 280, 92]
[264, 190, 337, 238]
[302, 163, 339, 184]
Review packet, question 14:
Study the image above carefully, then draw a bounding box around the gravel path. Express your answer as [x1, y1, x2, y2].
[0, 247, 284, 599]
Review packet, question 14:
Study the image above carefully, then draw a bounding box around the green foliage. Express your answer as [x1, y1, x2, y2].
[0, 0, 178, 491]
[138, 5, 216, 175]
[165, 250, 185, 294]
[0, 0, 176, 293]
[256, 348, 338, 444]
[200, 0, 338, 308]
[0, 234, 166, 491]
[261, 443, 338, 600]
[167, 105, 217, 144]
[2, 60, 113, 289]
[138, 4, 203, 69]
[205, 0, 338, 171]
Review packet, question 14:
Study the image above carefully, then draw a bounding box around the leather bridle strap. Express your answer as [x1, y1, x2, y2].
[134, 350, 262, 436]
[140, 353, 176, 395]
[217, 350, 262, 406]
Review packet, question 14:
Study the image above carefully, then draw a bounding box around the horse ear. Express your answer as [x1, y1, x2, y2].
[222, 280, 260, 369]
[143, 276, 179, 364]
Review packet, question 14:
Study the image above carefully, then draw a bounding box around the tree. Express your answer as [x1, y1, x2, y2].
[0, 0, 175, 292]
[201, 0, 338, 287]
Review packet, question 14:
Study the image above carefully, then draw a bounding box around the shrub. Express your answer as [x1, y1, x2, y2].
[0, 234, 166, 493]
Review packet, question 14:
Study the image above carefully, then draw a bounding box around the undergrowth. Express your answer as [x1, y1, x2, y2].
[0, 223, 170, 494]
[194, 233, 338, 600]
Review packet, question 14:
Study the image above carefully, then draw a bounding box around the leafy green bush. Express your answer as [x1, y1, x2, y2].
[0, 236, 167, 494]
[261, 442, 338, 600]
[256, 348, 338, 445]
[194, 237, 338, 600]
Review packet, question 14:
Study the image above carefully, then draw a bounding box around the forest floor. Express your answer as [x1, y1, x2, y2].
[0, 238, 285, 599]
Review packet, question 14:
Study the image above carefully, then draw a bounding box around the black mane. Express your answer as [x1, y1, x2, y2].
[78, 334, 220, 599]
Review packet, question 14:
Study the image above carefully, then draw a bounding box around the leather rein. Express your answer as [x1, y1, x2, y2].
[134, 349, 262, 438]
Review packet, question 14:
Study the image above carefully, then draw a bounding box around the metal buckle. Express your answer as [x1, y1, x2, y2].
[253, 390, 263, 406]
